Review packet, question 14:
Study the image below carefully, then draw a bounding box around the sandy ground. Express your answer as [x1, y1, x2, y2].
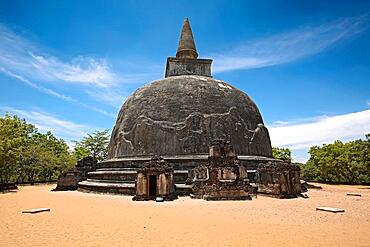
[0, 183, 369, 247]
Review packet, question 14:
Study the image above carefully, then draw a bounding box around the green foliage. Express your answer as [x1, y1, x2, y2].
[272, 147, 292, 162]
[300, 161, 319, 181]
[0, 113, 74, 184]
[73, 130, 110, 161]
[0, 113, 111, 184]
[72, 146, 90, 161]
[0, 114, 36, 183]
[19, 131, 75, 183]
[303, 135, 370, 184]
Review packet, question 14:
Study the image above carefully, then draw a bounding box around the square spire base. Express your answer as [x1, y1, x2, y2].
[165, 57, 212, 78]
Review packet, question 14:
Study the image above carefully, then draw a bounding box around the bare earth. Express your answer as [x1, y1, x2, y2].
[1, 183, 369, 247]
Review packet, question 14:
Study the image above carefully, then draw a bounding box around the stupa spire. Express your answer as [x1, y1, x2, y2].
[165, 18, 212, 78]
[176, 18, 198, 59]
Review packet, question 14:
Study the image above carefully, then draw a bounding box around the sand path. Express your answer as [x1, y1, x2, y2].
[1, 183, 369, 246]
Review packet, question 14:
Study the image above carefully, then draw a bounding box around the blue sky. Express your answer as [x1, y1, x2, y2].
[0, 0, 369, 162]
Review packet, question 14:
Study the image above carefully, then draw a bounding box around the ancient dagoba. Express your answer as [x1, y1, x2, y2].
[107, 18, 272, 159]
[75, 18, 301, 198]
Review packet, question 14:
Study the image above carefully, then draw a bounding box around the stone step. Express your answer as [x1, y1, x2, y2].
[78, 180, 135, 195]
[81, 180, 189, 189]
[174, 170, 189, 174]
[93, 168, 189, 173]
[174, 170, 188, 183]
[175, 184, 192, 189]
[175, 183, 192, 196]
[78, 179, 192, 196]
[89, 170, 137, 175]
[87, 170, 137, 181]
[87, 169, 188, 183]
[96, 167, 139, 172]
[79, 180, 135, 188]
[86, 178, 134, 184]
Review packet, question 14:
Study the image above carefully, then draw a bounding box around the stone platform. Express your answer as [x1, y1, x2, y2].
[77, 154, 279, 196]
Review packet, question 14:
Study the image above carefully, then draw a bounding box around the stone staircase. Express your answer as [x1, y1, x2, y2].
[78, 167, 192, 196]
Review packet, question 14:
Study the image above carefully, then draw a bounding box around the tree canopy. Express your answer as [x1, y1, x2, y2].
[0, 113, 111, 184]
[73, 130, 110, 161]
[301, 135, 370, 183]
[0, 114, 35, 183]
[272, 147, 292, 162]
[0, 113, 75, 184]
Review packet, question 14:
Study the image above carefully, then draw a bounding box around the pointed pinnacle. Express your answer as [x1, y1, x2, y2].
[176, 18, 198, 59]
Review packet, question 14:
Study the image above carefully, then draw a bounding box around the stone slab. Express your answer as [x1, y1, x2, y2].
[22, 208, 50, 214]
[316, 207, 345, 213]
[301, 193, 309, 199]
[346, 193, 361, 197]
[156, 197, 164, 202]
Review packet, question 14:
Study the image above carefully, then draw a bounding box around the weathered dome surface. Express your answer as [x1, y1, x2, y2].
[108, 75, 272, 159]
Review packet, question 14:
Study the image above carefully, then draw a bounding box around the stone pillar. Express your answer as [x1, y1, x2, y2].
[136, 173, 145, 196]
[158, 173, 168, 195]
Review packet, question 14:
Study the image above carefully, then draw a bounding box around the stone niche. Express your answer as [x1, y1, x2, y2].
[189, 139, 254, 200]
[53, 156, 97, 191]
[256, 162, 301, 198]
[133, 156, 177, 201]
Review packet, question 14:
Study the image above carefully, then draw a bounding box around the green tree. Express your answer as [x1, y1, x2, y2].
[300, 161, 319, 181]
[19, 131, 74, 183]
[72, 146, 90, 161]
[0, 113, 75, 184]
[74, 130, 110, 161]
[272, 147, 292, 162]
[304, 135, 370, 184]
[0, 114, 36, 183]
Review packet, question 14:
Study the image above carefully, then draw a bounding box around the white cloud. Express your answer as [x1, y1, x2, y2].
[0, 23, 161, 112]
[212, 15, 368, 73]
[0, 23, 120, 116]
[78, 103, 116, 118]
[268, 109, 370, 162]
[84, 69, 161, 108]
[31, 53, 117, 87]
[0, 67, 74, 102]
[0, 24, 117, 88]
[0, 67, 116, 118]
[85, 88, 126, 109]
[289, 149, 310, 164]
[1, 107, 96, 143]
